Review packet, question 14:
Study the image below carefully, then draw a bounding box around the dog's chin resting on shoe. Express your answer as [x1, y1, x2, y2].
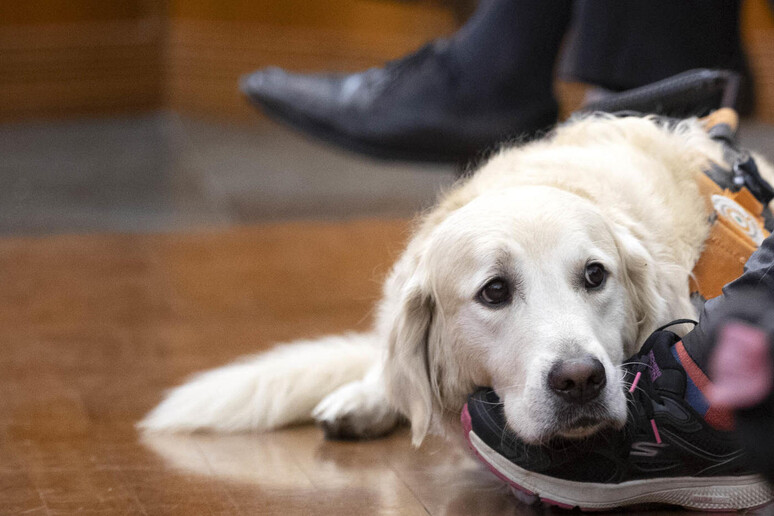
[138, 114, 774, 446]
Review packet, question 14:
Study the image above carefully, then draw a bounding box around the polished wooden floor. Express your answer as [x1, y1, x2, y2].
[0, 218, 749, 515]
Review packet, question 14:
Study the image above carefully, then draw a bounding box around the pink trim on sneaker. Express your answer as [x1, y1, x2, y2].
[461, 404, 538, 499]
[628, 371, 642, 393]
[461, 403, 773, 512]
[650, 419, 662, 444]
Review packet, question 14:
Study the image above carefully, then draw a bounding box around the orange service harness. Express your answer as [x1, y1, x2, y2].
[690, 108, 774, 300]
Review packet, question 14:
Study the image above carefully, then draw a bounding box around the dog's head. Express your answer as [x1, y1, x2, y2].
[386, 186, 669, 445]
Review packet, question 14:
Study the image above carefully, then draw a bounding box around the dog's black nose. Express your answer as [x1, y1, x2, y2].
[548, 356, 606, 404]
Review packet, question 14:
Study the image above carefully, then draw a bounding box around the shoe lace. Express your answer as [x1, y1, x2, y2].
[623, 319, 697, 445]
[625, 355, 665, 444]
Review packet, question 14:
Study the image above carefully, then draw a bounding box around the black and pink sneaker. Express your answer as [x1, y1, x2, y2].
[462, 328, 773, 511]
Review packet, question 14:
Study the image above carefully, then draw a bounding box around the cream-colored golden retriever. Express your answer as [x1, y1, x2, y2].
[139, 114, 774, 446]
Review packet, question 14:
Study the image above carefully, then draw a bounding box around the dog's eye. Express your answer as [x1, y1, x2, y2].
[478, 278, 511, 306]
[584, 263, 607, 289]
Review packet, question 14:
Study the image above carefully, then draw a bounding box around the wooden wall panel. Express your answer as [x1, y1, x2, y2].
[1, 1, 154, 24]
[0, 2, 164, 120]
[743, 0, 774, 123]
[164, 1, 458, 120]
[1, 1, 773, 123]
[0, 1, 456, 122]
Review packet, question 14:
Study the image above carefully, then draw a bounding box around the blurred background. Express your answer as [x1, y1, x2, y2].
[1, 0, 774, 236]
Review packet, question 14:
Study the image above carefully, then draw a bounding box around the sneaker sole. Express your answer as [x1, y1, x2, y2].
[462, 403, 773, 512]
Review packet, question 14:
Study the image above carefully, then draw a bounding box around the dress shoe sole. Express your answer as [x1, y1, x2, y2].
[243, 93, 477, 165]
[243, 87, 558, 166]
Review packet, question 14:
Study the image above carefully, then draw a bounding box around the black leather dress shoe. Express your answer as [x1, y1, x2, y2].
[240, 42, 558, 164]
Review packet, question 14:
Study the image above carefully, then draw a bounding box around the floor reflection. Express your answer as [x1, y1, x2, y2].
[140, 426, 548, 515]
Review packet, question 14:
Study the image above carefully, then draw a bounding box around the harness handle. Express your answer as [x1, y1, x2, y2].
[700, 107, 739, 141]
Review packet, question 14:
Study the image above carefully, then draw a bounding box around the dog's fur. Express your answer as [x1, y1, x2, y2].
[139, 115, 774, 446]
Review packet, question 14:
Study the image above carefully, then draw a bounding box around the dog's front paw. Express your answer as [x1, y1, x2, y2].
[312, 380, 400, 440]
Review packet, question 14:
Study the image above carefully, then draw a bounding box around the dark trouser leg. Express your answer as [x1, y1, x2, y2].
[448, 0, 572, 101]
[564, 0, 748, 92]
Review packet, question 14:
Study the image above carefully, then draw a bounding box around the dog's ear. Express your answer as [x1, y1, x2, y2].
[384, 271, 437, 447]
[611, 223, 669, 351]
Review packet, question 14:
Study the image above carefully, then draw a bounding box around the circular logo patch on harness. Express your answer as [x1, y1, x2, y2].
[711, 194, 764, 245]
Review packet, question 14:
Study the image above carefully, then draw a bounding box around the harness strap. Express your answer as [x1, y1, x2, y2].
[690, 108, 772, 300]
[702, 109, 774, 209]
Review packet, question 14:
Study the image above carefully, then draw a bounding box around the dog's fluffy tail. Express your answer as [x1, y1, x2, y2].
[138, 333, 380, 433]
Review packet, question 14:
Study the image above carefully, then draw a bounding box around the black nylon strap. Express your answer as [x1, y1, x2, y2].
[702, 116, 774, 230]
